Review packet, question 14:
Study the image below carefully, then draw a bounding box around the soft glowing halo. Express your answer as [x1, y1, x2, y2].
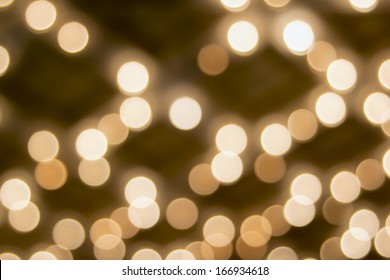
[30, 251, 57, 260]
[0, 45, 10, 77]
[216, 124, 247, 155]
[78, 158, 110, 187]
[110, 207, 139, 239]
[8, 202, 40, 232]
[188, 163, 220, 195]
[98, 114, 129, 145]
[0, 0, 14, 8]
[260, 124, 292, 156]
[211, 151, 243, 184]
[165, 249, 195, 260]
[227, 21, 259, 55]
[76, 129, 108, 160]
[240, 215, 272, 247]
[356, 159, 385, 191]
[169, 97, 202, 130]
[220, 0, 250, 12]
[93, 234, 125, 260]
[341, 228, 371, 259]
[125, 176, 156, 205]
[35, 159, 68, 190]
[267, 246, 298, 260]
[132, 249, 161, 260]
[119, 97, 152, 131]
[0, 179, 31, 210]
[363, 92, 390, 125]
[57, 22, 89, 54]
[349, 209, 379, 239]
[0, 253, 21, 260]
[283, 195, 315, 227]
[128, 199, 160, 229]
[374, 227, 390, 258]
[25, 1, 57, 31]
[264, 0, 290, 8]
[28, 130, 59, 162]
[117, 61, 149, 95]
[197, 44, 229, 76]
[283, 20, 314, 55]
[326, 59, 357, 92]
[166, 198, 198, 230]
[330, 171, 361, 203]
[287, 109, 318, 142]
[290, 173, 322, 203]
[383, 149, 390, 177]
[254, 153, 286, 183]
[203, 215, 235, 247]
[52, 218, 85, 250]
[315, 92, 346, 127]
[378, 59, 390, 90]
[349, 0, 378, 13]
[307, 41, 337, 72]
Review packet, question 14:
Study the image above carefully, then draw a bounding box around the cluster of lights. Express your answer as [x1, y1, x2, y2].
[0, 0, 390, 260]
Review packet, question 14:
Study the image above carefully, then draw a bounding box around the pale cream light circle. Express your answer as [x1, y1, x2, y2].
[326, 59, 357, 92]
[216, 124, 247, 154]
[189, 163, 220, 195]
[46, 245, 73, 260]
[53, 218, 85, 250]
[287, 109, 318, 141]
[322, 196, 353, 225]
[220, 0, 250, 11]
[119, 97, 152, 130]
[261, 124, 292, 156]
[197, 44, 229, 76]
[290, 173, 322, 203]
[76, 129, 107, 160]
[25, 1, 57, 31]
[349, 209, 379, 239]
[186, 241, 214, 260]
[94, 234, 125, 260]
[363, 92, 390, 125]
[264, 0, 290, 8]
[132, 249, 161, 260]
[203, 215, 235, 247]
[166, 198, 198, 230]
[78, 158, 110, 187]
[356, 159, 385, 191]
[383, 149, 390, 177]
[125, 176, 156, 205]
[315, 92, 346, 127]
[128, 199, 160, 229]
[28, 131, 59, 162]
[98, 114, 129, 145]
[307, 41, 337, 72]
[267, 246, 297, 260]
[235, 237, 268, 260]
[0, 45, 10, 77]
[117, 61, 149, 95]
[349, 0, 378, 13]
[227, 21, 259, 55]
[209, 243, 233, 260]
[374, 227, 390, 258]
[35, 159, 68, 190]
[169, 97, 202, 130]
[0, 0, 14, 8]
[378, 59, 390, 90]
[211, 152, 243, 184]
[341, 228, 371, 259]
[58, 22, 89, 54]
[240, 215, 272, 247]
[320, 237, 346, 260]
[90, 218, 122, 244]
[254, 153, 286, 183]
[330, 171, 361, 203]
[283, 20, 314, 55]
[263, 205, 290, 236]
[30, 251, 56, 260]
[8, 202, 40, 232]
[110, 207, 139, 239]
[0, 179, 31, 210]
[283, 195, 315, 227]
[166, 249, 195, 260]
[0, 253, 21, 260]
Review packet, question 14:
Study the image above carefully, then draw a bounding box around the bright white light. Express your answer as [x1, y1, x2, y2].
[227, 21, 259, 55]
[315, 92, 346, 127]
[211, 152, 243, 184]
[119, 97, 152, 131]
[25, 1, 57, 31]
[216, 124, 247, 155]
[117, 61, 149, 95]
[327, 59, 357, 92]
[363, 92, 390, 125]
[57, 22, 89, 54]
[261, 124, 292, 156]
[283, 20, 314, 55]
[76, 129, 108, 160]
[220, 0, 250, 11]
[0, 45, 10, 77]
[169, 97, 202, 130]
[349, 0, 378, 13]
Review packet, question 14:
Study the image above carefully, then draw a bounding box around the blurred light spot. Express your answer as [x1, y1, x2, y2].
[0, 0, 14, 8]
[110, 207, 139, 239]
[263, 205, 290, 236]
[383, 149, 390, 177]
[349, 0, 378, 13]
[189, 163, 220, 195]
[267, 246, 297, 260]
[25, 1, 56, 31]
[0, 253, 20, 260]
[53, 218, 85, 250]
[166, 198, 198, 230]
[98, 114, 129, 145]
[363, 92, 390, 125]
[0, 179, 31, 210]
[235, 237, 267, 260]
[320, 237, 346, 260]
[209, 243, 233, 260]
[326, 59, 357, 92]
[119, 97, 152, 131]
[94, 234, 125, 260]
[128, 199, 160, 229]
[90, 218, 122, 244]
[8, 202, 40, 232]
[261, 124, 292, 156]
[264, 0, 290, 8]
[374, 227, 390, 258]
[216, 124, 247, 155]
[125, 176, 156, 205]
[341, 228, 371, 259]
[378, 59, 390, 90]
[322, 196, 353, 225]
[117, 61, 149, 95]
[169, 97, 202, 130]
[28, 131, 59, 162]
[227, 21, 259, 55]
[197, 44, 229, 76]
[185, 241, 214, 260]
[0, 45, 10, 77]
[35, 159, 67, 190]
[58, 22, 89, 54]
[283, 20, 314, 55]
[211, 151, 243, 184]
[132, 249, 161, 260]
[30, 251, 56, 260]
[330, 171, 361, 203]
[46, 245, 73, 260]
[290, 173, 322, 203]
[78, 158, 110, 187]
[76, 129, 107, 160]
[307, 41, 337, 72]
[166, 249, 195, 260]
[284, 195, 315, 227]
[315, 92, 346, 127]
[356, 159, 385, 191]
[220, 0, 250, 12]
[254, 153, 286, 183]
[240, 215, 272, 247]
[349, 209, 379, 239]
[288, 109, 318, 142]
[203, 215, 235, 247]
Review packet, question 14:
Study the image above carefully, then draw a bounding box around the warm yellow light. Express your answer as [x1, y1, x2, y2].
[263, 205, 290, 236]
[169, 97, 202, 130]
[28, 130, 59, 162]
[128, 199, 160, 229]
[356, 159, 385, 191]
[203, 215, 235, 247]
[57, 22, 89, 54]
[264, 0, 290, 8]
[53, 218, 85, 250]
[349, 0, 378, 13]
[216, 124, 247, 155]
[315, 92, 346, 127]
[30, 251, 57, 260]
[307, 41, 337, 72]
[220, 0, 250, 11]
[227, 21, 259, 55]
[211, 151, 243, 184]
[25, 1, 56, 31]
[254, 153, 286, 183]
[378, 59, 390, 90]
[283, 20, 314, 55]
[166, 198, 198, 230]
[46, 245, 73, 260]
[382, 149, 390, 177]
[320, 237, 346, 260]
[117, 61, 149, 95]
[349, 209, 379, 239]
[240, 215, 272, 247]
[341, 228, 371, 259]
[165, 249, 195, 260]
[0, 0, 13, 8]
[363, 92, 390, 125]
[35, 159, 67, 190]
[188, 163, 220, 195]
[267, 246, 297, 260]
[132, 249, 161, 260]
[326, 59, 357, 92]
[374, 227, 390, 258]
[0, 253, 21, 260]
[186, 241, 215, 260]
[119, 97, 152, 131]
[76, 129, 108, 160]
[98, 114, 129, 145]
[0, 179, 31, 210]
[110, 207, 139, 239]
[290, 173, 322, 203]
[197, 44, 229, 76]
[8, 202, 40, 232]
[261, 124, 292, 156]
[322, 196, 353, 225]
[287, 109, 318, 142]
[90, 218, 122, 244]
[93, 234, 125, 260]
[331, 171, 361, 203]
[125, 176, 156, 205]
[0, 45, 10, 77]
[78, 158, 110, 187]
[283, 195, 315, 227]
[235, 236, 267, 260]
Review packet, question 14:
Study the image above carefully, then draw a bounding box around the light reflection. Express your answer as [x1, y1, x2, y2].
[57, 22, 89, 54]
[25, 1, 57, 31]
[227, 21, 259, 55]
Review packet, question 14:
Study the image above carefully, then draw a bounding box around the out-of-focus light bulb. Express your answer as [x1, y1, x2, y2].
[283, 20, 314, 55]
[227, 21, 259, 55]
